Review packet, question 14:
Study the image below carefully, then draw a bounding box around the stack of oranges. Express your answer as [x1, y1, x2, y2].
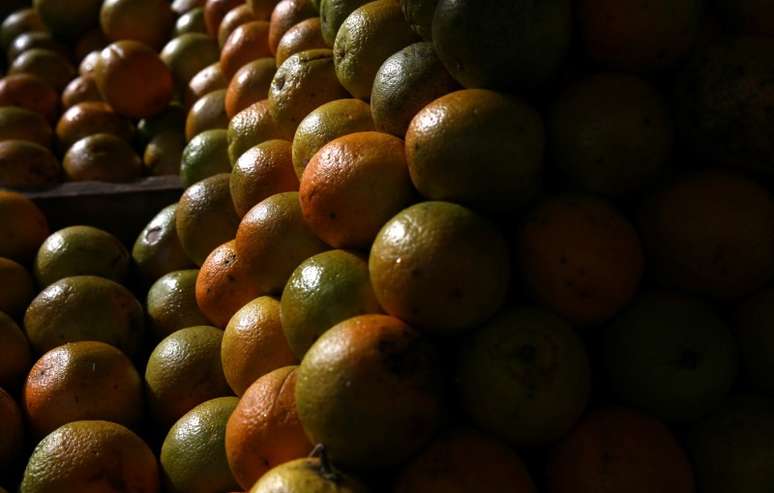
[3, 1, 774, 493]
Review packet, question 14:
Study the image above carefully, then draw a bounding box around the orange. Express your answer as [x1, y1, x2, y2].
[0, 106, 52, 148]
[24, 275, 145, 356]
[299, 131, 416, 249]
[63, 133, 143, 182]
[248, 0, 282, 20]
[95, 40, 174, 119]
[578, 0, 701, 72]
[456, 306, 591, 447]
[218, 5, 256, 46]
[0, 189, 49, 263]
[230, 139, 299, 217]
[371, 41, 459, 137]
[225, 57, 276, 118]
[395, 428, 536, 493]
[132, 203, 195, 282]
[405, 89, 543, 212]
[0, 387, 24, 471]
[400, 0, 435, 40]
[100, 0, 175, 50]
[161, 33, 220, 91]
[186, 89, 229, 140]
[32, 0, 102, 42]
[160, 397, 240, 493]
[147, 269, 210, 340]
[549, 73, 674, 197]
[249, 457, 368, 493]
[0, 73, 59, 124]
[318, 0, 371, 46]
[518, 195, 644, 326]
[220, 21, 272, 81]
[332, 0, 418, 99]
[195, 240, 263, 328]
[187, 62, 228, 108]
[227, 99, 293, 165]
[235, 191, 328, 294]
[433, 0, 572, 90]
[639, 170, 774, 299]
[174, 0, 206, 14]
[369, 201, 510, 334]
[0, 140, 60, 190]
[268, 0, 317, 55]
[23, 341, 143, 437]
[145, 325, 232, 426]
[56, 101, 134, 150]
[222, 296, 298, 395]
[295, 314, 444, 468]
[204, 0, 243, 36]
[225, 366, 313, 489]
[268, 49, 350, 135]
[79, 51, 101, 76]
[61, 76, 103, 109]
[280, 249, 382, 358]
[176, 173, 241, 266]
[1, 8, 45, 50]
[291, 98, 373, 179]
[34, 225, 129, 287]
[0, 311, 32, 389]
[7, 32, 68, 63]
[175, 6, 207, 36]
[547, 407, 695, 493]
[9, 48, 76, 92]
[275, 17, 326, 66]
[19, 420, 159, 493]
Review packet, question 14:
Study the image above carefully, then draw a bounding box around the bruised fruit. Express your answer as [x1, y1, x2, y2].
[132, 203, 195, 282]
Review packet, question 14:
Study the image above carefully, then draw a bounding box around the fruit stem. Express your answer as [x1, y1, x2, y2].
[310, 443, 341, 483]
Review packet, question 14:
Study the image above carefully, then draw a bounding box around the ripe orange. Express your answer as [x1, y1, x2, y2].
[299, 131, 416, 249]
[225, 57, 276, 118]
[248, 0, 282, 20]
[547, 407, 695, 493]
[187, 62, 227, 108]
[226, 366, 313, 489]
[0, 73, 59, 124]
[230, 139, 299, 217]
[145, 325, 232, 426]
[220, 20, 272, 81]
[268, 0, 316, 55]
[19, 420, 159, 493]
[0, 257, 34, 317]
[221, 296, 298, 395]
[275, 17, 326, 66]
[295, 314, 445, 468]
[95, 40, 174, 119]
[204, 0, 243, 36]
[369, 201, 510, 334]
[100, 0, 175, 50]
[186, 89, 229, 140]
[395, 428, 537, 493]
[0, 189, 49, 263]
[23, 341, 143, 437]
[0, 387, 24, 471]
[0, 140, 60, 190]
[196, 240, 263, 328]
[218, 5, 256, 46]
[0, 311, 31, 390]
[235, 191, 328, 295]
[176, 173, 240, 266]
[56, 101, 134, 150]
[63, 133, 143, 182]
[518, 195, 644, 326]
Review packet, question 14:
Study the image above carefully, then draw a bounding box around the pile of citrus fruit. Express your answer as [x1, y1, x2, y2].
[2, 0, 774, 492]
